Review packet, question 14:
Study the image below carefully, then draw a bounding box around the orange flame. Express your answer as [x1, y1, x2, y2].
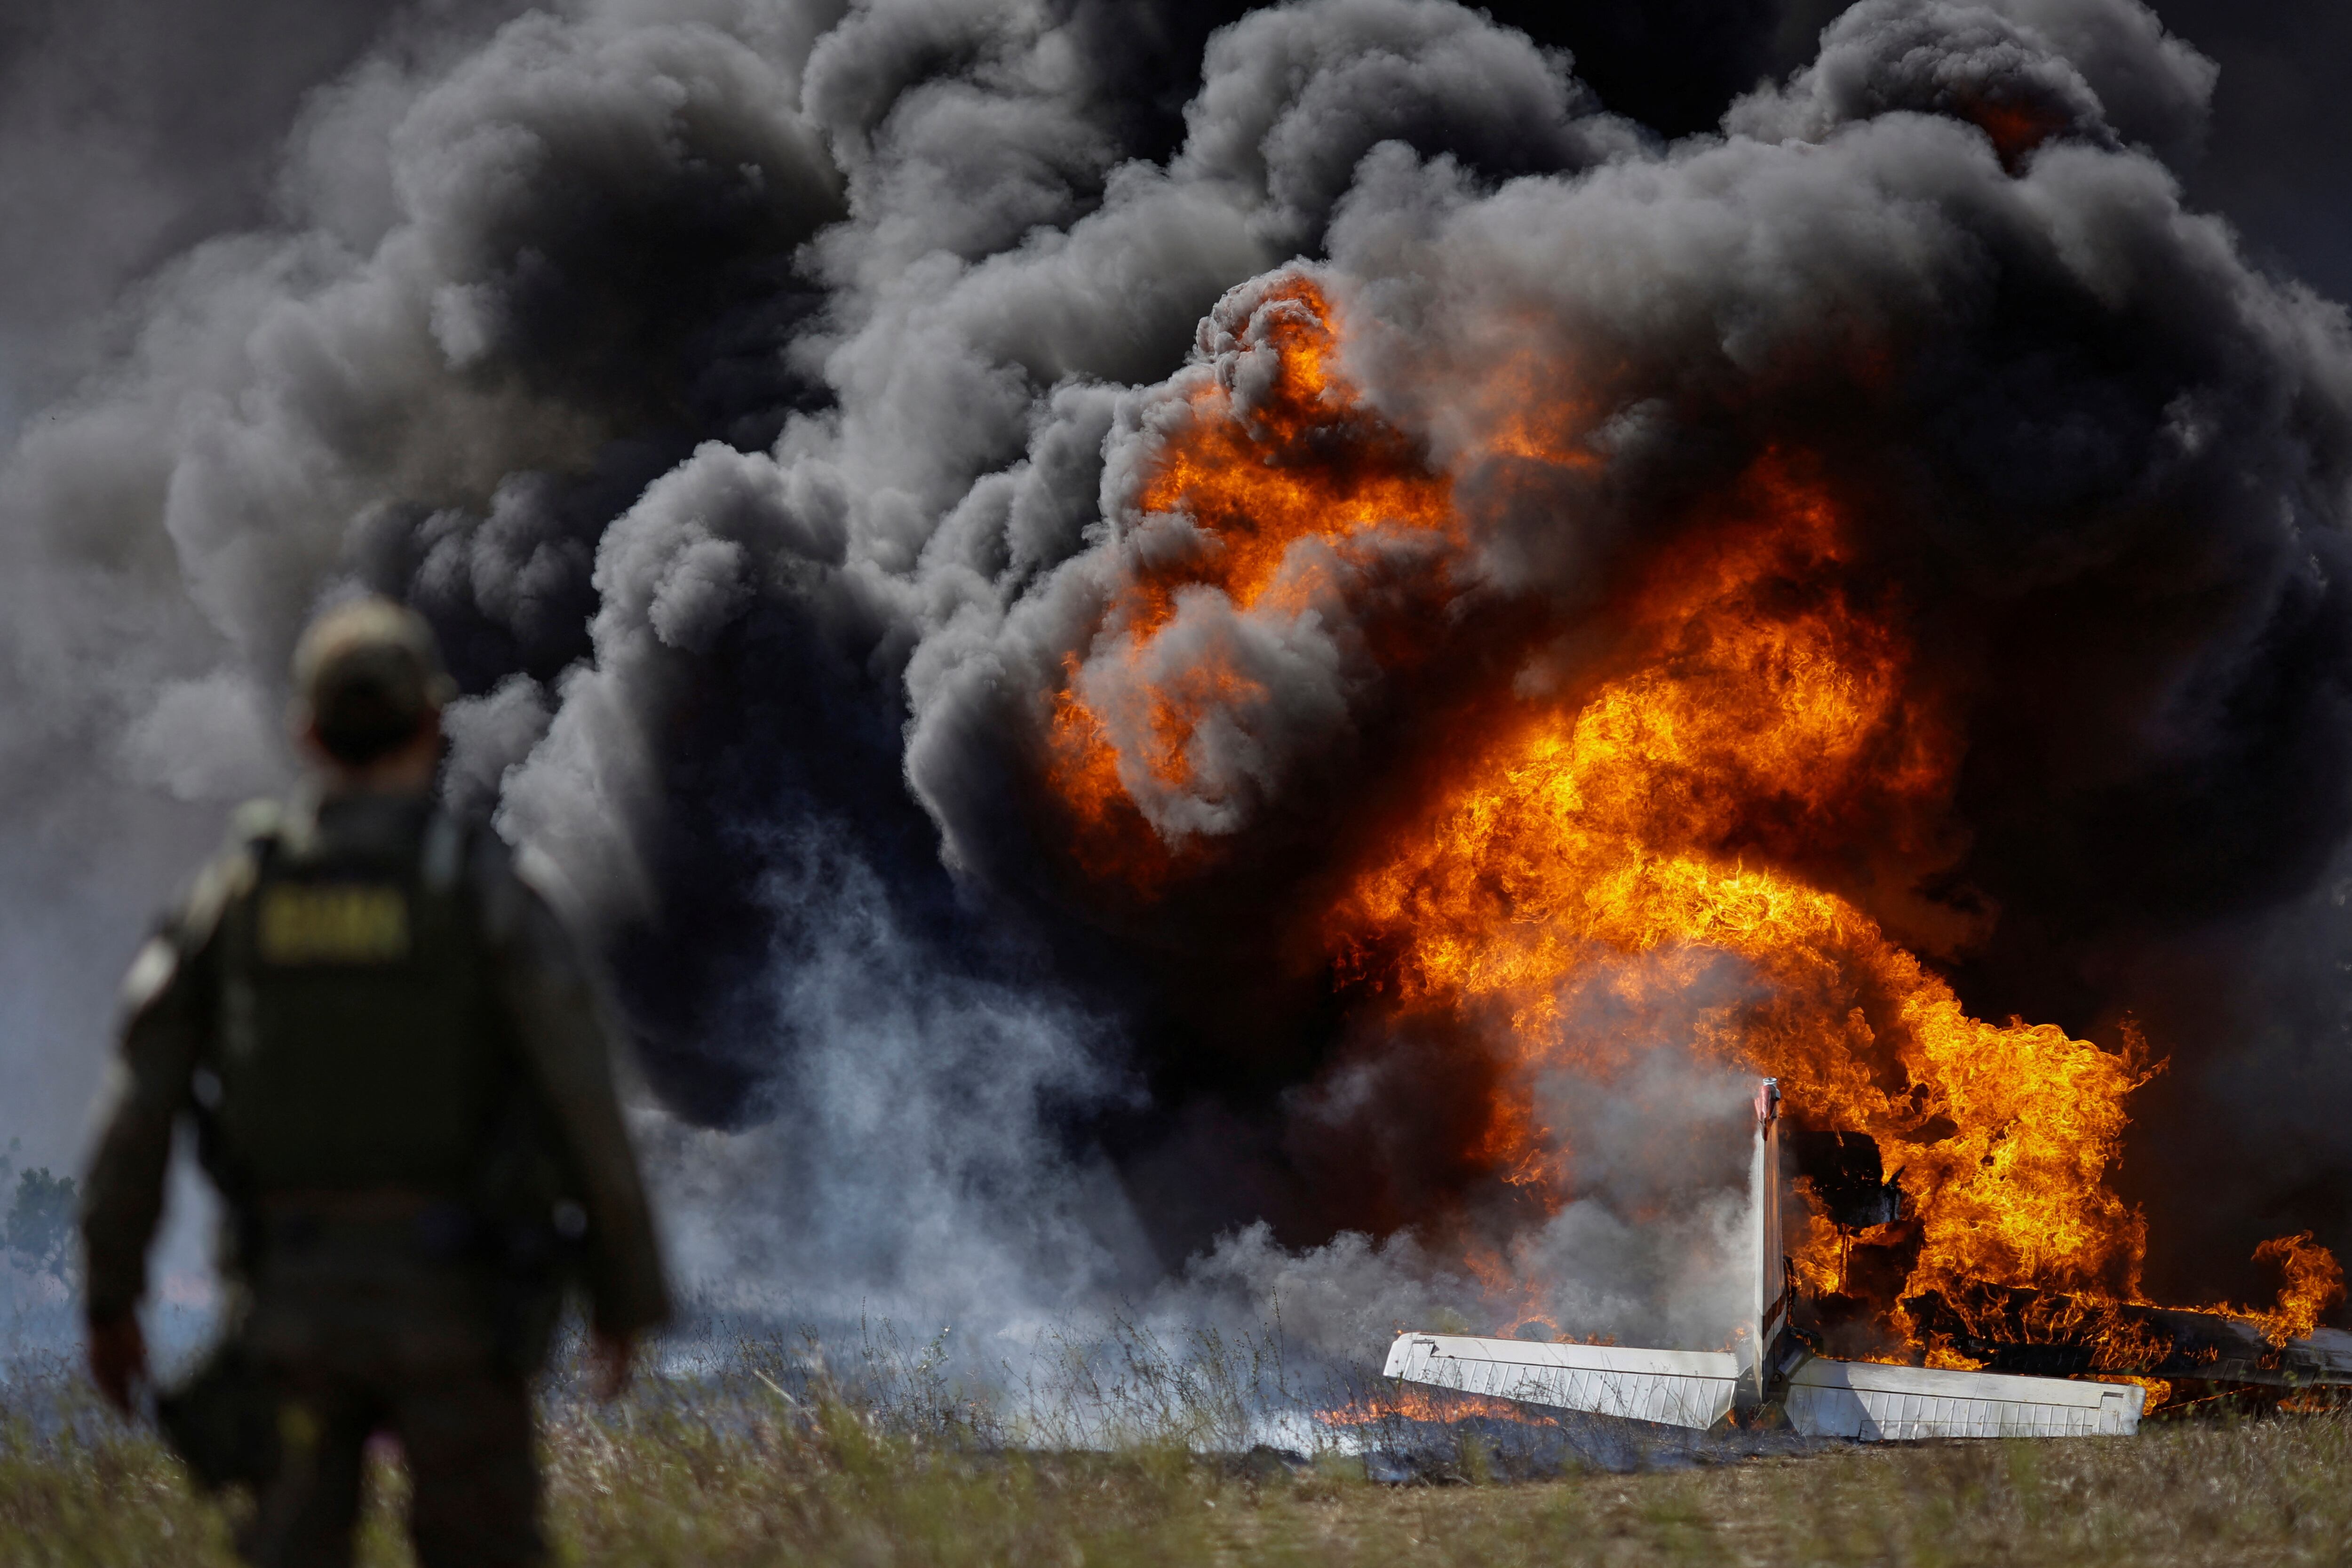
[1316, 1386, 1558, 1429]
[1046, 276, 1456, 881]
[1048, 274, 2341, 1363]
[2239, 1233, 2347, 1347]
[1325, 467, 2168, 1356]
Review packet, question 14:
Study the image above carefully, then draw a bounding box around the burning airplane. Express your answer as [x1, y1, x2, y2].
[1037, 266, 2351, 1388]
[1388, 1080, 2352, 1438]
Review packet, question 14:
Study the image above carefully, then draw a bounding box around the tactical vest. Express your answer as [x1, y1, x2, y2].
[210, 800, 512, 1196]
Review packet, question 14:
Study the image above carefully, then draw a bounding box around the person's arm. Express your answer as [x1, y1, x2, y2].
[484, 856, 671, 1359]
[79, 860, 231, 1410]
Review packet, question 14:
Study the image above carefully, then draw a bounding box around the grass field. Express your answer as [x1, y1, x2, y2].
[6, 1343, 2351, 1568]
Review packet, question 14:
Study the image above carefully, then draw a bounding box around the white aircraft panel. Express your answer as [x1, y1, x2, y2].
[1784, 1357, 2145, 1440]
[1385, 1333, 1741, 1431]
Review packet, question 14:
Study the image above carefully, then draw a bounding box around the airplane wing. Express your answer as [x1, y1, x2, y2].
[1383, 1332, 1742, 1431]
[1781, 1355, 2144, 1438]
[1383, 1332, 2145, 1437]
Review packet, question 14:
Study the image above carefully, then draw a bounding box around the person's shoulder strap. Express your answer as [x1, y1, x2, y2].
[200, 800, 293, 1081]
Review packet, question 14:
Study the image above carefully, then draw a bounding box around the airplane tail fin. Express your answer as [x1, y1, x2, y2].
[1742, 1077, 1789, 1415]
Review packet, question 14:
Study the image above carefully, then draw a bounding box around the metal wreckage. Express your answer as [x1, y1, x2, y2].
[1385, 1082, 2352, 1440]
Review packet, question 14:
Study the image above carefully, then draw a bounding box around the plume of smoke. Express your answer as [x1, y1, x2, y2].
[2152, 0, 2352, 304]
[912, 0, 2352, 1300]
[1199, 991, 1766, 1364]
[5, 0, 2352, 1354]
[0, 0, 543, 431]
[640, 816, 1158, 1326]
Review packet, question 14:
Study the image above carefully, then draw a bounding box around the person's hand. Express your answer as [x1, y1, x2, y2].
[588, 1329, 636, 1402]
[87, 1316, 148, 1416]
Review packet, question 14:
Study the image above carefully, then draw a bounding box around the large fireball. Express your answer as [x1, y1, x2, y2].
[1044, 274, 2341, 1377]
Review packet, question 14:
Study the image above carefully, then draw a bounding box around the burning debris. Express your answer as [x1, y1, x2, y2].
[1384, 1082, 2352, 1439]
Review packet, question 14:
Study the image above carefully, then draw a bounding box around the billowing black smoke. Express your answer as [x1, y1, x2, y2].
[4, 0, 2351, 1333]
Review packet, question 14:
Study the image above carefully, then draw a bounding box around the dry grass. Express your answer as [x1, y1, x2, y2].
[5, 1341, 2351, 1567]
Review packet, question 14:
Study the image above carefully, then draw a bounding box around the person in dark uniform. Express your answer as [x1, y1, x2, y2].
[79, 596, 669, 1568]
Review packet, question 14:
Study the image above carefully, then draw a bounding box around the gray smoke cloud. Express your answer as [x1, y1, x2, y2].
[5, 0, 2352, 1357]
[2092, 0, 2352, 304]
[0, 0, 540, 432]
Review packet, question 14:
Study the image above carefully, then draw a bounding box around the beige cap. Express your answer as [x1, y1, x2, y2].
[291, 597, 458, 764]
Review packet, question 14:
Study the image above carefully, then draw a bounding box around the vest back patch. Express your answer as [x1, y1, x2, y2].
[256, 883, 412, 965]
